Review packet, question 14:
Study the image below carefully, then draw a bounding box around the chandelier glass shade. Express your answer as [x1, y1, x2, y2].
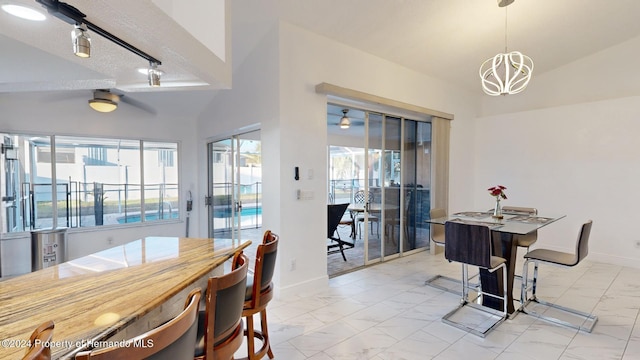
[479, 51, 533, 96]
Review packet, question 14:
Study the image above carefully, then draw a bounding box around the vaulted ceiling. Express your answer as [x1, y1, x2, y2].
[3, 0, 640, 116]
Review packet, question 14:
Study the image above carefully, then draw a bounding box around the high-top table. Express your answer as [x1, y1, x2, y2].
[0, 237, 251, 359]
[428, 211, 565, 315]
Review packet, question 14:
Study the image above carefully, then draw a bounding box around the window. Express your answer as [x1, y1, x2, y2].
[0, 133, 180, 233]
[144, 142, 179, 222]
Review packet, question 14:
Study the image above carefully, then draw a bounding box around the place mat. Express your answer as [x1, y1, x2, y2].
[453, 211, 492, 219]
[502, 210, 535, 215]
[508, 215, 554, 224]
[448, 218, 503, 229]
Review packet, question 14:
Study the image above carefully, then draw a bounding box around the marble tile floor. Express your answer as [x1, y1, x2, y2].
[235, 249, 640, 360]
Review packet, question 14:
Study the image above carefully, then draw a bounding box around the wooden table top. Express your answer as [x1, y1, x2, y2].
[0, 237, 251, 359]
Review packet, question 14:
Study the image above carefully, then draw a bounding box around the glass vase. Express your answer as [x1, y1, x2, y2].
[492, 198, 503, 219]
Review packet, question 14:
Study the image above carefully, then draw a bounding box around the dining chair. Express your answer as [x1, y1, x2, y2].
[327, 203, 354, 261]
[520, 220, 598, 332]
[501, 206, 538, 253]
[354, 190, 379, 238]
[22, 320, 54, 360]
[238, 230, 279, 360]
[424, 208, 462, 294]
[75, 288, 201, 360]
[384, 191, 411, 246]
[442, 221, 508, 337]
[425, 208, 480, 295]
[194, 252, 249, 360]
[501, 206, 538, 286]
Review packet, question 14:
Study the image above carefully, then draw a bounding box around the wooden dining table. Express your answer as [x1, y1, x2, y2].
[427, 210, 565, 315]
[0, 236, 251, 359]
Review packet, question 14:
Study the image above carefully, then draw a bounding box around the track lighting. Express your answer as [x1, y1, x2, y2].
[71, 24, 90, 58]
[148, 62, 161, 87]
[37, 0, 162, 87]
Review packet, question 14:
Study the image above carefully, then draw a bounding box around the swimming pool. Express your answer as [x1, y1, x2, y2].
[213, 206, 262, 218]
[117, 211, 179, 224]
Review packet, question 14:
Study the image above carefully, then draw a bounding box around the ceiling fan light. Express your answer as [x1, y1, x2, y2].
[339, 115, 350, 129]
[89, 90, 119, 112]
[88, 99, 117, 112]
[71, 24, 91, 58]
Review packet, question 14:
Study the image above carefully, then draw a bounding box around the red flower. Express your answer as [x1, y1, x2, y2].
[488, 185, 507, 199]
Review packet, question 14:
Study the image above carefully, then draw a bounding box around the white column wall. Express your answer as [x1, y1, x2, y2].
[216, 21, 479, 295]
[195, 26, 281, 253]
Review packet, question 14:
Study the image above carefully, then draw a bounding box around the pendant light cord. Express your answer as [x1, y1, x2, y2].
[504, 6, 508, 53]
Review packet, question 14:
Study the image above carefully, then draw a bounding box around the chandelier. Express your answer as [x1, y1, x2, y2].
[479, 0, 533, 96]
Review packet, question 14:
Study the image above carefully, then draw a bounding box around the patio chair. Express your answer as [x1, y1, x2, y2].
[327, 203, 354, 261]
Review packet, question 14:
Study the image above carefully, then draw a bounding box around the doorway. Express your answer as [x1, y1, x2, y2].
[327, 104, 432, 276]
[206, 130, 262, 243]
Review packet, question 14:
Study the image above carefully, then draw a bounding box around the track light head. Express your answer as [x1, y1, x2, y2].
[148, 62, 161, 87]
[71, 23, 90, 58]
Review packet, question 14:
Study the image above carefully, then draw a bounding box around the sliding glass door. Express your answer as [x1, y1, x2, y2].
[365, 113, 402, 263]
[207, 130, 262, 241]
[328, 104, 432, 272]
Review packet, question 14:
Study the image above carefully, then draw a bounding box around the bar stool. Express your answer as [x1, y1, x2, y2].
[237, 231, 279, 360]
[425, 208, 459, 293]
[425, 208, 479, 294]
[22, 320, 54, 360]
[442, 221, 508, 337]
[76, 288, 201, 359]
[195, 252, 249, 360]
[520, 220, 598, 332]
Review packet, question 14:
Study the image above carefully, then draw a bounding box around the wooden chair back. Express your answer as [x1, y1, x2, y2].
[200, 252, 248, 360]
[239, 232, 279, 309]
[75, 288, 201, 360]
[22, 320, 54, 360]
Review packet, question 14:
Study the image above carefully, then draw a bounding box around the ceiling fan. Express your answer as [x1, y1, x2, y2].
[89, 89, 155, 114]
[328, 108, 364, 129]
[42, 89, 156, 115]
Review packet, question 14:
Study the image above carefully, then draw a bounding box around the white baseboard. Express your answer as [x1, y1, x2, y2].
[275, 274, 329, 299]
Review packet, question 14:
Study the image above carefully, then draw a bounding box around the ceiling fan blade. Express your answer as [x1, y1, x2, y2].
[119, 95, 156, 115]
[38, 90, 87, 103]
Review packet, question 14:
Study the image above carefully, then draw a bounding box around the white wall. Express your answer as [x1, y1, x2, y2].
[474, 35, 640, 268]
[195, 26, 281, 245]
[475, 96, 640, 267]
[195, 20, 480, 295]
